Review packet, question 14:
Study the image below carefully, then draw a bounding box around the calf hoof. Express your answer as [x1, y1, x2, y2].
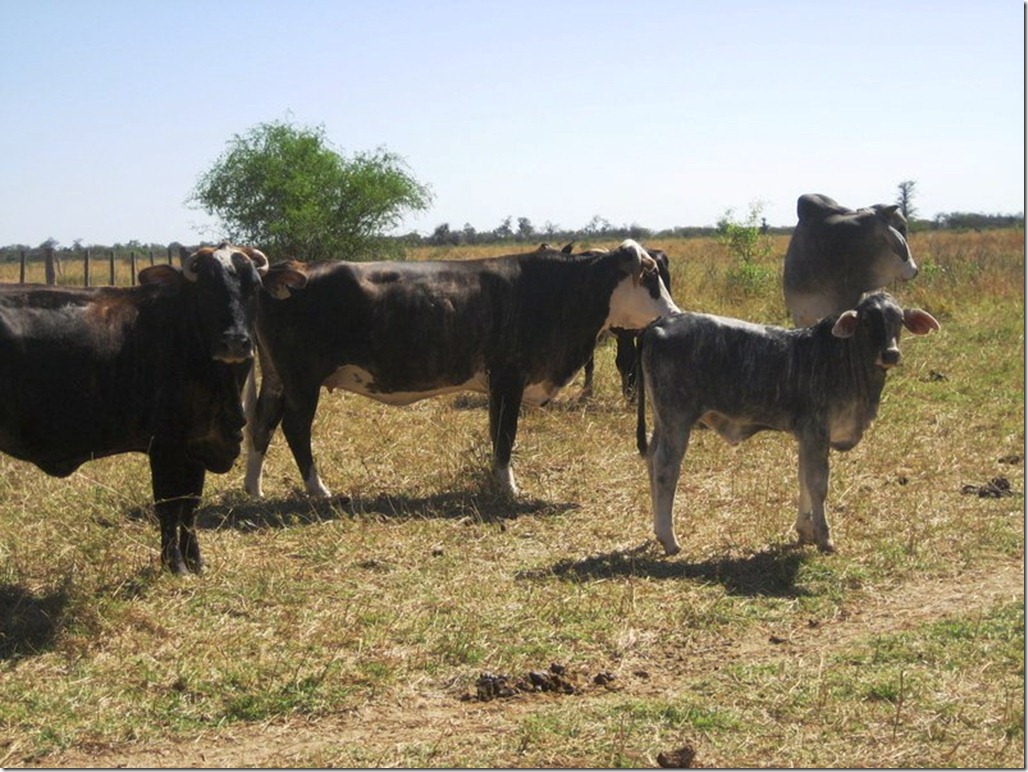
[659, 540, 681, 557]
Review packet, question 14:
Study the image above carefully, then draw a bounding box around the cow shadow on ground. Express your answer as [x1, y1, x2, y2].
[0, 582, 70, 662]
[519, 542, 811, 598]
[153, 490, 582, 534]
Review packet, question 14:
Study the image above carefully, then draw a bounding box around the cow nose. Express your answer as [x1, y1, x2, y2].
[214, 333, 254, 363]
[880, 348, 901, 368]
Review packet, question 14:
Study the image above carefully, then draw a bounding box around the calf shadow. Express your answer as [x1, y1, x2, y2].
[519, 542, 811, 598]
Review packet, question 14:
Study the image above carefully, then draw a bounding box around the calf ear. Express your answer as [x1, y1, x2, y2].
[902, 308, 941, 335]
[831, 310, 860, 338]
[138, 264, 186, 287]
[263, 261, 308, 300]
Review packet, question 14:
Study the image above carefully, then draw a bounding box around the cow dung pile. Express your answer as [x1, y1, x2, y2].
[656, 743, 698, 768]
[462, 663, 614, 702]
[961, 476, 1014, 498]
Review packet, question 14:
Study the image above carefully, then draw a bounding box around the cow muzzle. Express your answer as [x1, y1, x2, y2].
[878, 347, 901, 369]
[213, 333, 255, 364]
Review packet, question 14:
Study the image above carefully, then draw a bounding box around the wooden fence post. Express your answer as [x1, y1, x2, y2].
[45, 247, 56, 285]
[109, 251, 116, 285]
[84, 248, 91, 287]
[166, 245, 173, 265]
[130, 252, 137, 286]
[19, 250, 26, 284]
[149, 249, 155, 267]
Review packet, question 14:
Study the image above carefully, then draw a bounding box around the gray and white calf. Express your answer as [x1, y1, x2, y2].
[783, 193, 918, 327]
[635, 291, 939, 555]
[245, 239, 679, 498]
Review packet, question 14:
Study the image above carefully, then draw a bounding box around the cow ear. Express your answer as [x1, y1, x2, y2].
[139, 264, 186, 287]
[561, 242, 574, 254]
[902, 308, 941, 335]
[831, 310, 860, 338]
[263, 261, 308, 300]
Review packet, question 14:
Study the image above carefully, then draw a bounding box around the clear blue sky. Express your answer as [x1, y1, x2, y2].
[0, 0, 1023, 247]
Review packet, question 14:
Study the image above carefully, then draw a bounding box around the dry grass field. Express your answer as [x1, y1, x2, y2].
[0, 230, 1023, 767]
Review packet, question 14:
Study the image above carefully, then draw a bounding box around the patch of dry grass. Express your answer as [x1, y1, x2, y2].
[0, 230, 1023, 767]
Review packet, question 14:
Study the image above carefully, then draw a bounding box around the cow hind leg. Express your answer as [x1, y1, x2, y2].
[581, 355, 594, 399]
[280, 388, 331, 497]
[647, 423, 690, 556]
[489, 372, 526, 496]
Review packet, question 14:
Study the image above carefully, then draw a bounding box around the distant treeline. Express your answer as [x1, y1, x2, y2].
[2, 210, 1022, 258]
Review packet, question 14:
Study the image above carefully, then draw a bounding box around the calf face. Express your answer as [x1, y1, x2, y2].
[637, 292, 939, 556]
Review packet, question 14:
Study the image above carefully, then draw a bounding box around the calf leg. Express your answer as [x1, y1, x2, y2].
[489, 371, 526, 495]
[647, 423, 691, 556]
[795, 430, 834, 552]
[150, 446, 206, 574]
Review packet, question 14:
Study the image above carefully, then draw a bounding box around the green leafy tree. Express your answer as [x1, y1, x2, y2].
[189, 120, 432, 261]
[716, 202, 776, 297]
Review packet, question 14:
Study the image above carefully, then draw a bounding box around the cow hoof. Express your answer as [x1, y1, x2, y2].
[660, 541, 681, 557]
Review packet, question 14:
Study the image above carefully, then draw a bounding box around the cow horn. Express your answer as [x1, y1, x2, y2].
[183, 250, 203, 282]
[245, 247, 270, 275]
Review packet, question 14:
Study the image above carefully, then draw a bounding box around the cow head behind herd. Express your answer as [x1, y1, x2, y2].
[0, 195, 943, 572]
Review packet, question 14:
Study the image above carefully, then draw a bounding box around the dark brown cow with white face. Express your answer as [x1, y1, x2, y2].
[244, 239, 679, 498]
[0, 243, 267, 573]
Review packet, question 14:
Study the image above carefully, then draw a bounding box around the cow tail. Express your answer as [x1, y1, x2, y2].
[635, 334, 648, 457]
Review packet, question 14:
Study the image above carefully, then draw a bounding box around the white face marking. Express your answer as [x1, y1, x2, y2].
[604, 274, 679, 331]
[210, 246, 241, 275]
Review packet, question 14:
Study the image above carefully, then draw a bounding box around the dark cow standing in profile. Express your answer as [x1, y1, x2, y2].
[244, 239, 679, 499]
[783, 193, 919, 327]
[0, 244, 268, 574]
[635, 291, 939, 556]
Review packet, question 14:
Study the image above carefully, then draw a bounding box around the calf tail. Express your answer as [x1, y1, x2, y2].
[635, 335, 648, 457]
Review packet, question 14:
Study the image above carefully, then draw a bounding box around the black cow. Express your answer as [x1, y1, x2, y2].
[0, 243, 268, 574]
[783, 193, 918, 327]
[573, 244, 672, 400]
[635, 291, 939, 555]
[244, 239, 679, 498]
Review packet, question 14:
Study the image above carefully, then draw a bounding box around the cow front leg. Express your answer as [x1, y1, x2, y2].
[647, 423, 689, 556]
[795, 430, 834, 553]
[488, 371, 526, 496]
[280, 387, 331, 497]
[150, 447, 206, 574]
